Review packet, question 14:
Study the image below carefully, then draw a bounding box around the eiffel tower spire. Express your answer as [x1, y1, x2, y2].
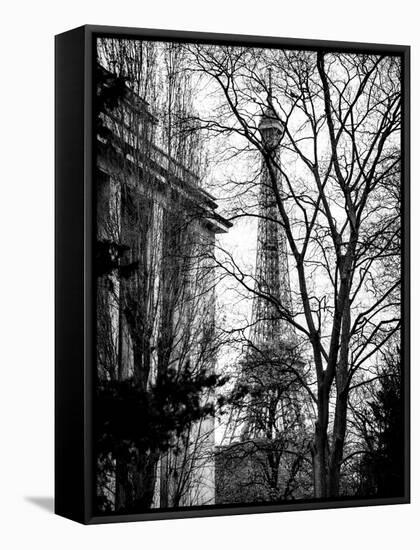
[239, 75, 298, 440]
[250, 75, 293, 352]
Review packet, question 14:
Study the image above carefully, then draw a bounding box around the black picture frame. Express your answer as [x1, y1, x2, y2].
[55, 24, 410, 525]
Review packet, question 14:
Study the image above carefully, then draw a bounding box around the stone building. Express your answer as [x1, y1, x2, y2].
[95, 66, 230, 512]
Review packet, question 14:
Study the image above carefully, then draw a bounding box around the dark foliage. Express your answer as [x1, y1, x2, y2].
[357, 349, 404, 497]
[95, 64, 129, 151]
[95, 239, 138, 280]
[95, 367, 226, 461]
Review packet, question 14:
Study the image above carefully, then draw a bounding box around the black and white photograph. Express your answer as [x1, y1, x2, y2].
[93, 34, 406, 516]
[3, 0, 420, 545]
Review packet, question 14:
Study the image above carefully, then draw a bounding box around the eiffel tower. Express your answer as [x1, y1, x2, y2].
[237, 74, 301, 441]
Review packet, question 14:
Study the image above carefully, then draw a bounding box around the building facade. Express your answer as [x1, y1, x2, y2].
[95, 67, 230, 512]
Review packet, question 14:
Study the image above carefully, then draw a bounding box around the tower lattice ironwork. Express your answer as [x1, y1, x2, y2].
[250, 96, 293, 351]
[236, 79, 300, 441]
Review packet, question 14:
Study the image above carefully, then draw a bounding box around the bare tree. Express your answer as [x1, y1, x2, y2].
[185, 45, 401, 498]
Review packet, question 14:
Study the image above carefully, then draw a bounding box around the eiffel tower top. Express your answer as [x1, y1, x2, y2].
[249, 68, 295, 353]
[258, 69, 285, 136]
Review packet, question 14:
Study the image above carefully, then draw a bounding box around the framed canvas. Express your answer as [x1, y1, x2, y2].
[55, 25, 410, 524]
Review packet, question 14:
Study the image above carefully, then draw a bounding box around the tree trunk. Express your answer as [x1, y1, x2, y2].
[160, 453, 169, 508]
[132, 451, 160, 510]
[312, 382, 329, 498]
[327, 388, 348, 497]
[327, 286, 351, 497]
[312, 429, 328, 498]
[115, 458, 129, 511]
